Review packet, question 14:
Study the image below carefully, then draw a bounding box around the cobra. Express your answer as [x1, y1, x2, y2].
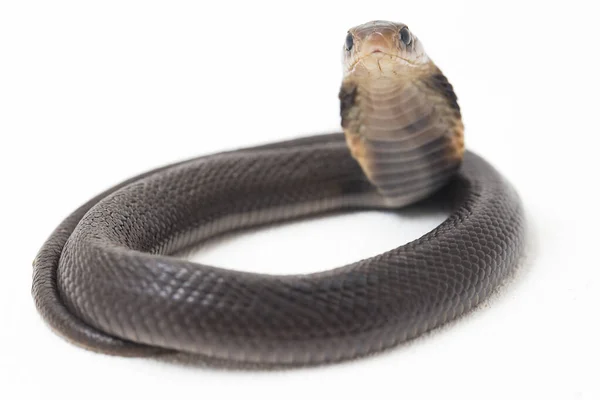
[32, 20, 524, 366]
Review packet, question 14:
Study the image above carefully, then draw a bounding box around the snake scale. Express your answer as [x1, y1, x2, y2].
[32, 21, 525, 366]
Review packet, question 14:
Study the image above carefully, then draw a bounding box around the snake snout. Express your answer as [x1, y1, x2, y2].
[363, 32, 394, 55]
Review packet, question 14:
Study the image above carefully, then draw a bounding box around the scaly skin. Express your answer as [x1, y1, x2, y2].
[32, 21, 524, 367]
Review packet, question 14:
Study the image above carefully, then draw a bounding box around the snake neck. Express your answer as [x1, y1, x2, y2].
[339, 64, 465, 207]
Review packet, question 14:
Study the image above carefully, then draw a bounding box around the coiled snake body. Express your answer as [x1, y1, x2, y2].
[33, 21, 525, 366]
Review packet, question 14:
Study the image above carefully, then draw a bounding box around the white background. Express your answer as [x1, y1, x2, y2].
[1, 1, 598, 399]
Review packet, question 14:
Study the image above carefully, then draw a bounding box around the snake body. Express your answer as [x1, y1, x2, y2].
[32, 21, 525, 366]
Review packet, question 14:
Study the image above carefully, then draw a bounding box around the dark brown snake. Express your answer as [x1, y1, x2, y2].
[32, 21, 525, 366]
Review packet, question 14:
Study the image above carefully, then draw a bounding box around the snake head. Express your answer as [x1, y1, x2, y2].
[343, 20, 430, 77]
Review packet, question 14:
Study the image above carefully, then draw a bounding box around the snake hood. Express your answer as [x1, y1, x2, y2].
[343, 21, 430, 77]
[340, 20, 464, 206]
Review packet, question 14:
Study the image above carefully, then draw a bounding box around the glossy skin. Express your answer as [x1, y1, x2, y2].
[31, 22, 524, 367]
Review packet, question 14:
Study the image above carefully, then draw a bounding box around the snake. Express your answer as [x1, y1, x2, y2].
[32, 20, 525, 366]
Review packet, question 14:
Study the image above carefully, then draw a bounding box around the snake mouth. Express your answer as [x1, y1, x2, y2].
[348, 52, 417, 73]
[364, 50, 415, 63]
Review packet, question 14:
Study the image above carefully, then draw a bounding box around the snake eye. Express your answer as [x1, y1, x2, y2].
[399, 27, 412, 46]
[345, 33, 354, 51]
